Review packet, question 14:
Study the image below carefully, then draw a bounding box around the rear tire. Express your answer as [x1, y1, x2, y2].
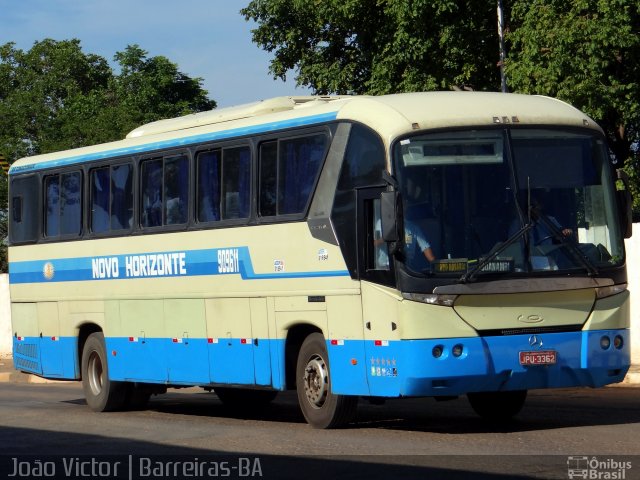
[81, 332, 126, 412]
[296, 333, 357, 428]
[467, 390, 527, 421]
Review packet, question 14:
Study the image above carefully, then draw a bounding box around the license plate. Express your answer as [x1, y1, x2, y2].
[519, 350, 557, 366]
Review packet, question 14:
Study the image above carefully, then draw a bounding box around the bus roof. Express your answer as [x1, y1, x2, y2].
[9, 92, 601, 175]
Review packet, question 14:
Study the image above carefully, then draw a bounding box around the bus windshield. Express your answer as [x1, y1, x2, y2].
[393, 128, 624, 278]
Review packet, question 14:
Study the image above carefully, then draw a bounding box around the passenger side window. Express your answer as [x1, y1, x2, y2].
[44, 171, 82, 238]
[197, 150, 221, 222]
[196, 146, 250, 222]
[258, 133, 327, 217]
[259, 142, 277, 217]
[222, 147, 250, 219]
[140, 155, 188, 228]
[10, 175, 39, 244]
[90, 164, 133, 233]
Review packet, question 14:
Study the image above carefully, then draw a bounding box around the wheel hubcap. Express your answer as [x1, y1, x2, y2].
[87, 351, 103, 396]
[303, 354, 329, 408]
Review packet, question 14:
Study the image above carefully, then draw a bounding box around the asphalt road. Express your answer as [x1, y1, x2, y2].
[1, 381, 639, 479]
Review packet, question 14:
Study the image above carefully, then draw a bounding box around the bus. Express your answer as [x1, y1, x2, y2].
[8, 92, 633, 428]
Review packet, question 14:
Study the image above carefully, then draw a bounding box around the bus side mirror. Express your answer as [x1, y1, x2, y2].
[616, 169, 633, 239]
[381, 191, 400, 243]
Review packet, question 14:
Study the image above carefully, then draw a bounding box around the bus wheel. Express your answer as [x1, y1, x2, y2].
[296, 333, 357, 429]
[81, 332, 126, 412]
[467, 390, 527, 421]
[215, 387, 278, 407]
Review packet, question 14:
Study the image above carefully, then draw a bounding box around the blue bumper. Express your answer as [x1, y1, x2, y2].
[330, 329, 630, 397]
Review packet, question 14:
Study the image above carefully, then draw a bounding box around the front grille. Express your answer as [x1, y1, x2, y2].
[478, 324, 583, 337]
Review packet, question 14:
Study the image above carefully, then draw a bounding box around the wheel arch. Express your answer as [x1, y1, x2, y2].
[77, 323, 103, 379]
[284, 323, 323, 390]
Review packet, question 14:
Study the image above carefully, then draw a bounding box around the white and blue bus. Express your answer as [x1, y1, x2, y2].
[8, 92, 633, 428]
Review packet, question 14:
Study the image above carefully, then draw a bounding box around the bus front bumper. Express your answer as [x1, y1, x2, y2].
[330, 329, 630, 397]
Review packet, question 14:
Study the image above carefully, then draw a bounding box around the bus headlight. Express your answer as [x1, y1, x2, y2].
[402, 293, 458, 307]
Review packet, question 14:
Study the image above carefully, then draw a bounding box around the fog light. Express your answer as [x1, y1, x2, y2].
[600, 336, 611, 350]
[432, 345, 444, 358]
[452, 344, 464, 357]
[614, 335, 624, 349]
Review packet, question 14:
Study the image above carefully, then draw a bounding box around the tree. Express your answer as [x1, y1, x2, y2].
[243, 0, 640, 215]
[241, 0, 501, 94]
[0, 39, 216, 272]
[505, 0, 640, 213]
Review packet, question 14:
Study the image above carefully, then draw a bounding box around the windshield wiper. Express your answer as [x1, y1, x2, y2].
[533, 209, 599, 276]
[459, 222, 534, 283]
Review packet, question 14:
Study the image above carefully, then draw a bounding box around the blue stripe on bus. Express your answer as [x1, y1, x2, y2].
[8, 111, 339, 174]
[106, 337, 285, 389]
[8, 246, 350, 284]
[14, 329, 630, 395]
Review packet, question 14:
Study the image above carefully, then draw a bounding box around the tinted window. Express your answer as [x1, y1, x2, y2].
[279, 134, 326, 214]
[258, 133, 327, 217]
[222, 147, 250, 219]
[111, 164, 133, 230]
[164, 156, 188, 225]
[197, 150, 221, 222]
[259, 142, 277, 217]
[196, 146, 250, 222]
[9, 175, 39, 244]
[141, 159, 163, 227]
[90, 164, 133, 233]
[331, 124, 386, 278]
[91, 167, 110, 233]
[45, 175, 60, 236]
[141, 155, 188, 228]
[44, 171, 82, 238]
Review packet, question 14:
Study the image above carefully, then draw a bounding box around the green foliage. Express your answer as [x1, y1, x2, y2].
[243, 0, 640, 216]
[505, 0, 640, 214]
[241, 0, 500, 94]
[0, 39, 216, 272]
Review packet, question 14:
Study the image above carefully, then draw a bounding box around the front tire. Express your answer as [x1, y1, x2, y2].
[467, 390, 527, 421]
[296, 333, 357, 428]
[81, 332, 126, 412]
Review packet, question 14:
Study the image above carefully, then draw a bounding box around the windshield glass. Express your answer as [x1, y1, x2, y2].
[393, 128, 624, 278]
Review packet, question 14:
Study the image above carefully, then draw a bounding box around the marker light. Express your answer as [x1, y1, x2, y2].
[432, 345, 444, 358]
[614, 335, 624, 350]
[600, 336, 611, 350]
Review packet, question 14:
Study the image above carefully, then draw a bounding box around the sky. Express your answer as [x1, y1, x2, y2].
[0, 0, 310, 108]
